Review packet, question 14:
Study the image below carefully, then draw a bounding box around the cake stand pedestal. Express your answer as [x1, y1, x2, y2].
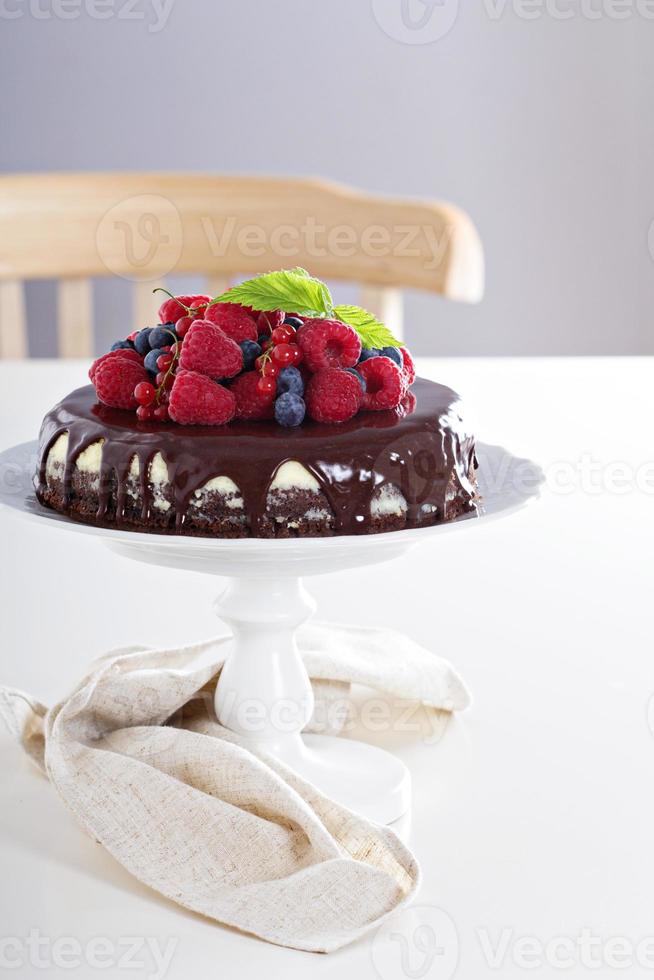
[0, 441, 542, 825]
[106, 532, 424, 825]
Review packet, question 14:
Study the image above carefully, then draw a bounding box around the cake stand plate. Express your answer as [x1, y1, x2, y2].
[0, 441, 542, 824]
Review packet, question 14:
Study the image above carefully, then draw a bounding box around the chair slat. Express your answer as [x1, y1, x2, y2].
[0, 174, 484, 302]
[57, 279, 93, 358]
[134, 279, 166, 330]
[359, 286, 404, 342]
[0, 280, 28, 358]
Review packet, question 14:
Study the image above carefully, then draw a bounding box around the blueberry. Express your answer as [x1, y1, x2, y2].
[133, 328, 153, 356]
[274, 392, 305, 427]
[345, 367, 367, 393]
[381, 346, 402, 367]
[277, 366, 304, 397]
[144, 348, 165, 374]
[358, 347, 382, 363]
[110, 339, 134, 351]
[284, 316, 303, 329]
[239, 339, 261, 372]
[257, 333, 270, 347]
[149, 323, 177, 348]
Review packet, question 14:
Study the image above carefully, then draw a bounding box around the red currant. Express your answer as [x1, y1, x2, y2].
[127, 330, 139, 342]
[257, 376, 276, 396]
[271, 343, 294, 367]
[289, 344, 303, 366]
[175, 315, 194, 337]
[136, 405, 154, 421]
[134, 381, 156, 406]
[157, 353, 173, 371]
[189, 303, 208, 320]
[271, 325, 295, 345]
[255, 356, 279, 377]
[156, 371, 174, 389]
[153, 405, 169, 421]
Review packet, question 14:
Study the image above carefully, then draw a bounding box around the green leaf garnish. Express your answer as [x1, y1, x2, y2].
[333, 305, 404, 349]
[213, 268, 403, 350]
[214, 268, 333, 318]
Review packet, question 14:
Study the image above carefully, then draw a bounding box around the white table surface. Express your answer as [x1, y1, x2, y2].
[1, 357, 652, 980]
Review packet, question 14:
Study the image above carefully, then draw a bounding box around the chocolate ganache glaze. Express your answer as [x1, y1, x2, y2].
[36, 378, 478, 537]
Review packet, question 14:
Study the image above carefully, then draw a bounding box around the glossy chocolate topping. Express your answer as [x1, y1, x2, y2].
[36, 378, 478, 535]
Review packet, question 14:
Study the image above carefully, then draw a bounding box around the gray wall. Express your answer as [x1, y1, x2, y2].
[1, 0, 652, 356]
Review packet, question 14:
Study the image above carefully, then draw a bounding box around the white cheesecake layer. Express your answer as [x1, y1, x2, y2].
[191, 475, 244, 511]
[270, 461, 320, 492]
[45, 432, 69, 478]
[45, 441, 404, 520]
[371, 483, 407, 517]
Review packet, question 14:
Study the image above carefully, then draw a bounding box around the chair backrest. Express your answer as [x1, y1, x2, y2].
[0, 173, 484, 358]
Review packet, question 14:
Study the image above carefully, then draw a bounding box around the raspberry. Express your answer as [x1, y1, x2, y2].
[358, 356, 404, 411]
[297, 319, 361, 372]
[178, 320, 243, 379]
[305, 368, 361, 423]
[400, 346, 416, 385]
[158, 294, 211, 324]
[203, 303, 258, 343]
[168, 370, 236, 426]
[89, 348, 142, 384]
[229, 371, 275, 420]
[93, 357, 149, 410]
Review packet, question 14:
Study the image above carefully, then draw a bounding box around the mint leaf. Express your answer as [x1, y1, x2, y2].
[333, 305, 404, 349]
[214, 269, 333, 317]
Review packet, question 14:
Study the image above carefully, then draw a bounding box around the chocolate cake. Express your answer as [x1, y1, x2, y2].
[35, 379, 478, 537]
[34, 271, 480, 537]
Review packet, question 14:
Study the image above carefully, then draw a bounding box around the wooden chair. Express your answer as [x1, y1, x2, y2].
[0, 173, 484, 358]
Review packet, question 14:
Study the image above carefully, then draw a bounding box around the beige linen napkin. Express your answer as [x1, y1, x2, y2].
[0, 623, 470, 953]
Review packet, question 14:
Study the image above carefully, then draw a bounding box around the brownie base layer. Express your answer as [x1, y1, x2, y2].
[38, 469, 478, 538]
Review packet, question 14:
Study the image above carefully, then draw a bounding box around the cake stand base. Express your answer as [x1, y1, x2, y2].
[251, 732, 411, 826]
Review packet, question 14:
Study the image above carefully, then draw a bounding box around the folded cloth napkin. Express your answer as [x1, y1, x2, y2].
[0, 622, 470, 954]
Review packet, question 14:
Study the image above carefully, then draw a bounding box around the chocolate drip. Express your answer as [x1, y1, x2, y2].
[36, 379, 478, 536]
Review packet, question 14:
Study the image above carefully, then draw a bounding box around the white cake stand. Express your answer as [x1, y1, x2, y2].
[0, 441, 542, 824]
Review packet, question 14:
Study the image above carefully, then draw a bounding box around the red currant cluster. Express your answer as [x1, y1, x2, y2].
[255, 322, 304, 396]
[132, 336, 180, 421]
